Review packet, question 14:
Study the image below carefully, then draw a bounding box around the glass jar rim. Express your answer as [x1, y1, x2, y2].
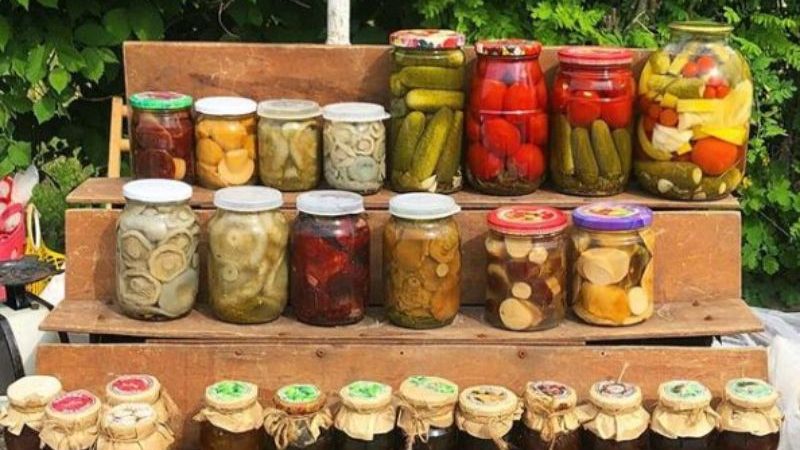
[558, 46, 634, 66]
[669, 21, 734, 35]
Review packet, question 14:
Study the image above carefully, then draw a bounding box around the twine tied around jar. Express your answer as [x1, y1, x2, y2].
[455, 399, 523, 450]
[650, 403, 719, 439]
[263, 406, 333, 450]
[39, 415, 101, 450]
[394, 395, 455, 450]
[717, 395, 783, 435]
[97, 421, 174, 450]
[522, 395, 582, 449]
[0, 403, 49, 435]
[193, 401, 264, 434]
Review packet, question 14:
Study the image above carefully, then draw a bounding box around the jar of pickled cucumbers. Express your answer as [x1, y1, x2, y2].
[208, 186, 288, 324]
[519, 381, 582, 450]
[195, 96, 258, 189]
[396, 376, 459, 450]
[485, 206, 568, 331]
[97, 404, 174, 450]
[195, 380, 266, 450]
[40, 390, 101, 450]
[257, 99, 322, 191]
[384, 193, 461, 329]
[0, 376, 62, 450]
[129, 91, 195, 182]
[716, 378, 783, 450]
[649, 380, 718, 450]
[467, 40, 548, 195]
[333, 381, 397, 450]
[636, 21, 752, 200]
[456, 385, 522, 450]
[264, 384, 334, 450]
[116, 179, 199, 321]
[570, 202, 654, 326]
[322, 102, 389, 194]
[105, 374, 179, 432]
[577, 381, 650, 450]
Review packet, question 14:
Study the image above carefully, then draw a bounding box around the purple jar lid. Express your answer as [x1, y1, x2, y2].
[572, 202, 653, 231]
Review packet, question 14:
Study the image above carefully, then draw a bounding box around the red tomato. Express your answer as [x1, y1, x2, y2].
[535, 79, 548, 110]
[681, 61, 700, 78]
[503, 83, 538, 111]
[706, 75, 725, 87]
[567, 90, 601, 127]
[715, 84, 731, 98]
[696, 55, 717, 74]
[703, 86, 718, 99]
[468, 142, 503, 181]
[691, 137, 738, 176]
[551, 75, 569, 112]
[483, 61, 507, 83]
[601, 98, 632, 129]
[527, 63, 543, 84]
[473, 79, 507, 112]
[509, 144, 545, 181]
[482, 117, 522, 156]
[466, 113, 481, 142]
[526, 113, 549, 146]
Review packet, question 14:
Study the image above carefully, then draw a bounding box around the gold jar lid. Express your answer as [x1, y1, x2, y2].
[204, 380, 258, 411]
[398, 376, 459, 408]
[273, 384, 326, 415]
[106, 375, 162, 406]
[658, 380, 712, 411]
[339, 381, 392, 411]
[7, 376, 62, 410]
[725, 378, 778, 409]
[668, 21, 734, 35]
[588, 380, 642, 412]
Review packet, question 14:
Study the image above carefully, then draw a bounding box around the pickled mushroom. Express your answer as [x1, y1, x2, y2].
[485, 237, 505, 258]
[527, 246, 548, 265]
[640, 260, 654, 294]
[148, 245, 188, 282]
[394, 239, 428, 270]
[160, 230, 193, 255]
[511, 282, 532, 300]
[576, 248, 631, 285]
[210, 121, 246, 151]
[218, 158, 255, 185]
[430, 233, 459, 263]
[499, 297, 542, 331]
[120, 270, 161, 307]
[504, 236, 533, 259]
[197, 138, 225, 165]
[579, 283, 630, 324]
[627, 287, 649, 316]
[158, 268, 199, 317]
[120, 214, 168, 242]
[120, 230, 152, 263]
[430, 275, 459, 322]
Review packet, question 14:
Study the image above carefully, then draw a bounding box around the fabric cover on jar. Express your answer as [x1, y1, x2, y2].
[456, 385, 523, 450]
[334, 381, 396, 441]
[193, 381, 264, 434]
[650, 380, 718, 439]
[0, 376, 62, 435]
[522, 381, 583, 444]
[105, 375, 179, 433]
[716, 378, 783, 436]
[576, 380, 650, 442]
[97, 403, 174, 450]
[396, 376, 459, 446]
[263, 384, 333, 450]
[39, 390, 102, 450]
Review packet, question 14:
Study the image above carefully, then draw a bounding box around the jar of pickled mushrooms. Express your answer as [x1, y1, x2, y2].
[39, 390, 102, 450]
[0, 376, 62, 450]
[195, 96, 258, 189]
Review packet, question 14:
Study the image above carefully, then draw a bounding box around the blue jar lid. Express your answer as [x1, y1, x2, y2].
[572, 202, 653, 231]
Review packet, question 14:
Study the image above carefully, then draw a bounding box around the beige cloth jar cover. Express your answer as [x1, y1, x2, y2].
[263, 384, 333, 450]
[522, 381, 582, 443]
[717, 378, 783, 436]
[456, 385, 523, 450]
[0, 375, 62, 435]
[576, 380, 650, 442]
[650, 380, 719, 439]
[193, 380, 264, 434]
[105, 375, 180, 431]
[39, 390, 102, 450]
[97, 403, 174, 450]
[334, 381, 396, 441]
[396, 376, 459, 445]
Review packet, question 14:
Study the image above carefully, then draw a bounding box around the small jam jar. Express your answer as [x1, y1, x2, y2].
[716, 378, 783, 450]
[195, 380, 266, 450]
[518, 381, 581, 450]
[0, 376, 62, 450]
[39, 390, 102, 450]
[650, 380, 718, 450]
[264, 384, 333, 450]
[97, 403, 174, 450]
[105, 374, 179, 432]
[456, 385, 522, 450]
[396, 376, 459, 450]
[195, 96, 258, 189]
[484, 206, 568, 331]
[578, 381, 650, 450]
[333, 381, 397, 450]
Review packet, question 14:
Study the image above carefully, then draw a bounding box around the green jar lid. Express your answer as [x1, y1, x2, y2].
[129, 91, 193, 110]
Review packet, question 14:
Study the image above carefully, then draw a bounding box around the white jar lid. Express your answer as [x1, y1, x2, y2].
[322, 102, 390, 123]
[123, 179, 192, 204]
[195, 96, 257, 116]
[214, 186, 283, 212]
[389, 193, 461, 220]
[257, 99, 322, 120]
[297, 190, 365, 216]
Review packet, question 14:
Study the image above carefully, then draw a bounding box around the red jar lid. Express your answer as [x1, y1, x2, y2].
[475, 39, 542, 57]
[488, 206, 568, 235]
[558, 46, 633, 66]
[390, 29, 465, 49]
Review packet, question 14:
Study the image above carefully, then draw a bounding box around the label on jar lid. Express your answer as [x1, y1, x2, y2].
[49, 390, 98, 415]
[390, 29, 465, 49]
[589, 380, 643, 413]
[573, 202, 653, 232]
[400, 376, 458, 406]
[476, 39, 542, 57]
[488, 206, 567, 235]
[345, 381, 389, 400]
[206, 380, 258, 409]
[129, 91, 193, 110]
[660, 380, 711, 408]
[277, 384, 322, 404]
[459, 385, 519, 416]
[726, 378, 778, 407]
[528, 381, 574, 401]
[110, 375, 154, 395]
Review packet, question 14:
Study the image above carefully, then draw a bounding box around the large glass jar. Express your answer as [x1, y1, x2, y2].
[650, 380, 718, 450]
[0, 376, 62, 450]
[635, 21, 752, 200]
[484, 206, 568, 331]
[388, 29, 466, 194]
[549, 47, 635, 196]
[264, 384, 334, 450]
[456, 385, 522, 450]
[333, 381, 397, 450]
[291, 191, 369, 326]
[384, 193, 461, 329]
[396, 376, 459, 450]
[105, 374, 179, 432]
[116, 179, 199, 321]
[578, 381, 650, 450]
[97, 404, 174, 450]
[570, 203, 654, 326]
[39, 390, 101, 450]
[195, 96, 258, 189]
[195, 380, 265, 450]
[208, 186, 288, 324]
[467, 40, 548, 195]
[322, 102, 389, 195]
[129, 91, 195, 182]
[518, 381, 581, 450]
[716, 378, 782, 450]
[257, 99, 322, 191]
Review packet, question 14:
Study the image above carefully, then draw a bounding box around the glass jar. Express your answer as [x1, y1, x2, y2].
[549, 47, 635, 196]
[384, 193, 461, 329]
[456, 385, 522, 450]
[518, 381, 581, 450]
[264, 384, 334, 450]
[716, 378, 782, 450]
[195, 380, 266, 450]
[129, 91, 195, 182]
[257, 99, 322, 191]
[333, 381, 397, 450]
[650, 380, 717, 450]
[578, 381, 650, 450]
[484, 206, 568, 331]
[388, 29, 466, 194]
[322, 102, 389, 194]
[635, 21, 752, 200]
[291, 191, 369, 326]
[467, 40, 548, 195]
[39, 390, 101, 450]
[0, 376, 62, 450]
[208, 186, 288, 324]
[195, 96, 258, 189]
[116, 179, 199, 320]
[97, 404, 174, 450]
[105, 374, 179, 432]
[570, 203, 655, 326]
[396, 376, 459, 450]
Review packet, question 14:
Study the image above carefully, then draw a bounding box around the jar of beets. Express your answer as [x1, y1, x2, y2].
[291, 190, 370, 326]
[0, 376, 62, 450]
[396, 375, 459, 450]
[649, 380, 718, 450]
[39, 390, 102, 450]
[716, 378, 783, 450]
[577, 380, 650, 450]
[518, 381, 582, 450]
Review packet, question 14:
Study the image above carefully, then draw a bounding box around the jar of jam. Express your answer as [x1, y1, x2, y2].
[570, 203, 655, 326]
[388, 29, 466, 194]
[650, 380, 718, 450]
[39, 390, 101, 450]
[291, 191, 369, 326]
[105, 374, 179, 432]
[208, 186, 289, 324]
[467, 40, 548, 195]
[396, 375, 459, 450]
[0, 376, 62, 450]
[456, 385, 522, 450]
[97, 403, 174, 450]
[257, 99, 322, 191]
[129, 91, 195, 182]
[484, 206, 568, 331]
[519, 381, 582, 450]
[263, 384, 333, 450]
[333, 381, 397, 450]
[384, 193, 461, 329]
[195, 96, 258, 189]
[577, 380, 650, 449]
[716, 378, 782, 450]
[194, 380, 265, 450]
[116, 179, 199, 321]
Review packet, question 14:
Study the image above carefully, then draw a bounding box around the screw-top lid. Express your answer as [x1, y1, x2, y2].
[257, 99, 322, 120]
[213, 186, 283, 212]
[389, 193, 461, 220]
[101, 403, 159, 439]
[129, 91, 193, 110]
[322, 102, 390, 123]
[558, 47, 634, 66]
[589, 380, 643, 412]
[572, 202, 653, 232]
[273, 384, 326, 415]
[458, 385, 519, 417]
[390, 29, 465, 49]
[669, 21, 734, 36]
[488, 206, 568, 236]
[7, 376, 62, 409]
[525, 381, 577, 410]
[46, 390, 101, 423]
[725, 378, 779, 409]
[399, 376, 459, 408]
[106, 375, 161, 405]
[296, 190, 364, 216]
[204, 380, 258, 411]
[339, 381, 392, 410]
[194, 96, 257, 116]
[658, 380, 712, 411]
[476, 39, 542, 57]
[123, 179, 193, 204]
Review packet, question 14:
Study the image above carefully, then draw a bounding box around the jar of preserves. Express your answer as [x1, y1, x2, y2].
[105, 374, 179, 432]
[0, 376, 62, 450]
[333, 381, 397, 450]
[650, 380, 718, 450]
[257, 99, 322, 191]
[518, 381, 582, 450]
[577, 380, 650, 450]
[549, 47, 635, 196]
[467, 40, 548, 195]
[396, 376, 459, 450]
[635, 22, 752, 200]
[384, 193, 461, 329]
[116, 179, 199, 321]
[129, 91, 195, 182]
[716, 378, 782, 450]
[208, 186, 288, 324]
[291, 191, 369, 326]
[484, 206, 568, 331]
[195, 96, 258, 189]
[570, 203, 654, 326]
[456, 385, 522, 450]
[39, 390, 101, 450]
[322, 102, 389, 194]
[97, 403, 174, 450]
[263, 384, 334, 450]
[388, 29, 466, 194]
[194, 380, 265, 450]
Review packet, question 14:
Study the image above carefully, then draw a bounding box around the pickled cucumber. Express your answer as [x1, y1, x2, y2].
[409, 107, 453, 181]
[697, 168, 742, 199]
[393, 112, 426, 173]
[390, 73, 408, 97]
[435, 110, 463, 185]
[665, 78, 705, 99]
[571, 128, 599, 186]
[553, 114, 574, 176]
[648, 74, 676, 93]
[612, 128, 632, 176]
[405, 89, 465, 113]
[650, 50, 671, 75]
[394, 50, 465, 68]
[399, 66, 464, 90]
[590, 120, 622, 178]
[635, 161, 703, 191]
[390, 98, 408, 117]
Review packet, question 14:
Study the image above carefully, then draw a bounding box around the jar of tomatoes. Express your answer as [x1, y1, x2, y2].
[550, 47, 635, 196]
[578, 381, 650, 450]
[467, 39, 548, 195]
[195, 96, 258, 189]
[716, 378, 783, 450]
[291, 191, 369, 326]
[635, 22, 752, 200]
